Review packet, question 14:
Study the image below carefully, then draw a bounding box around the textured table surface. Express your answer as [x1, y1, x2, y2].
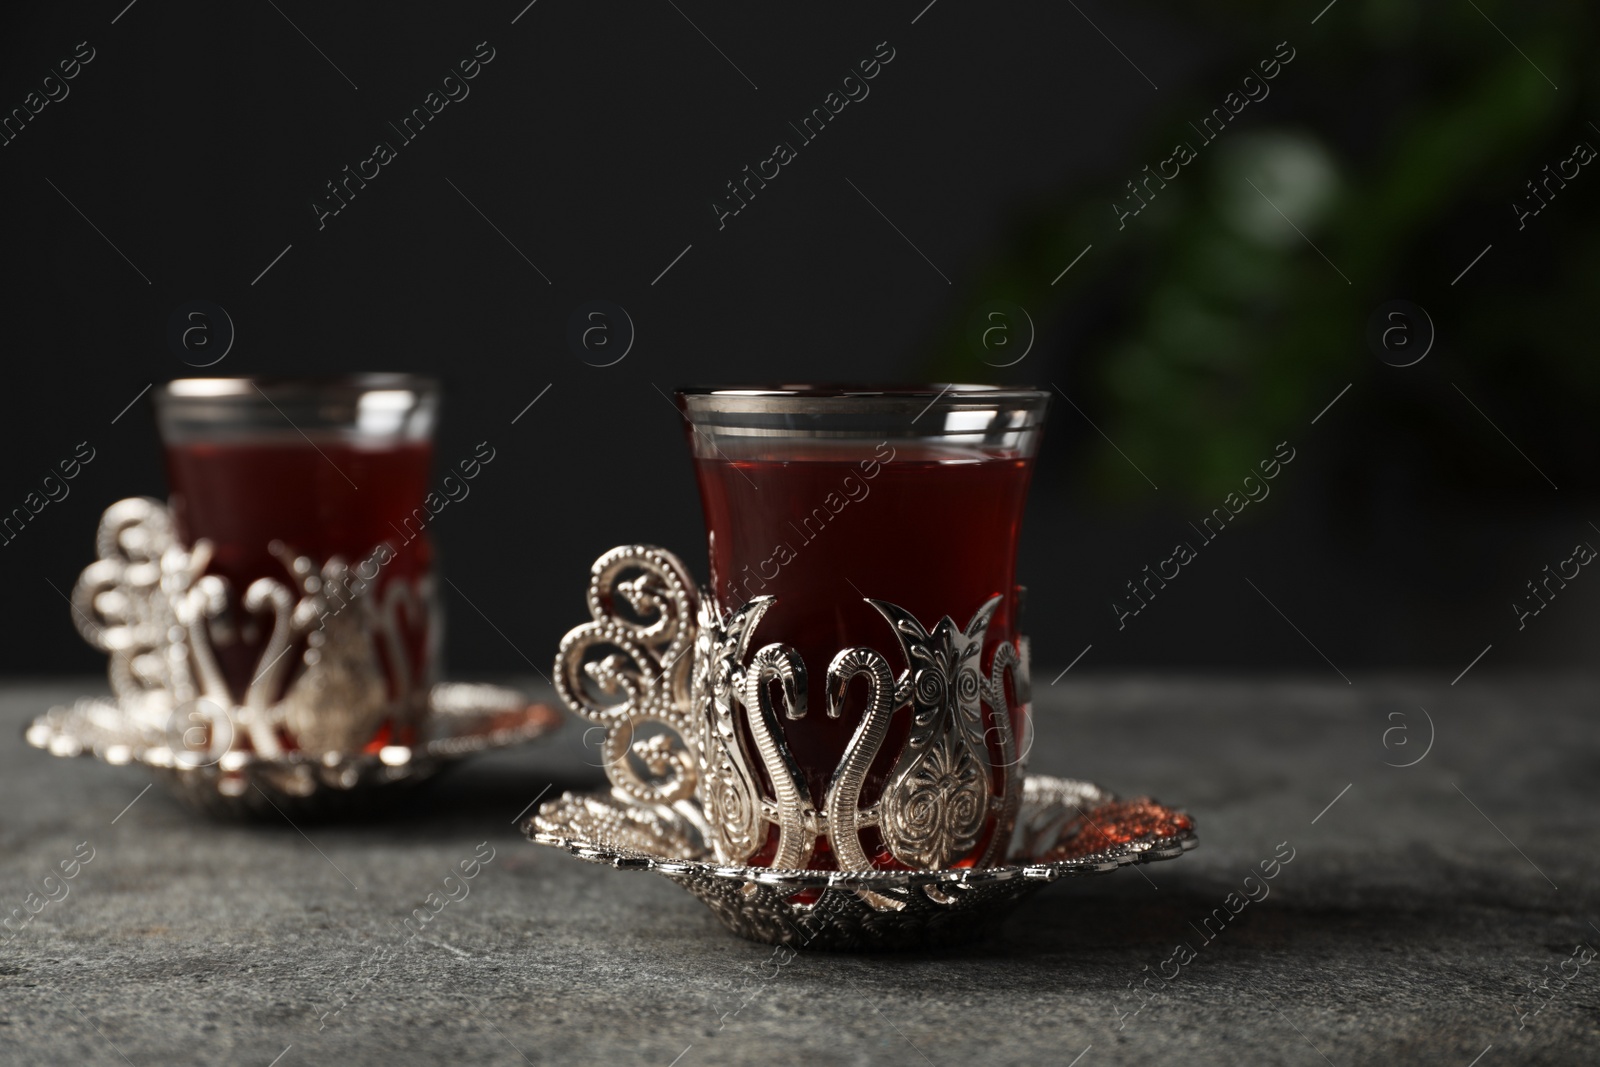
[2, 675, 1596, 1066]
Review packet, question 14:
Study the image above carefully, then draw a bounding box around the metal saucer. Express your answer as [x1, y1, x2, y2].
[26, 682, 562, 818]
[527, 775, 1197, 951]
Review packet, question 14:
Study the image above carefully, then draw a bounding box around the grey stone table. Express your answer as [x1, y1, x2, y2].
[2, 676, 1596, 1066]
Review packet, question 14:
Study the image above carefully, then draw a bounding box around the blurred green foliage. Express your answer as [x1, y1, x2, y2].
[929, 0, 1598, 505]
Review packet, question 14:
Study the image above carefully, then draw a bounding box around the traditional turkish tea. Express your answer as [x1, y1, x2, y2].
[155, 378, 439, 751]
[164, 437, 435, 703]
[680, 386, 1047, 872]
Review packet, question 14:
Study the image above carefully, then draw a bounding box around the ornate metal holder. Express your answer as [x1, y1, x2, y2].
[530, 545, 1197, 949]
[29, 497, 562, 816]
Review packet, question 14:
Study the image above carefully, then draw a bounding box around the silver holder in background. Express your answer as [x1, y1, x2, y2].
[529, 545, 1197, 949]
[27, 497, 561, 816]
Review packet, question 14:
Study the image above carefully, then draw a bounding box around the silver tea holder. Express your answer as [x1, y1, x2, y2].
[529, 545, 1198, 949]
[27, 497, 561, 816]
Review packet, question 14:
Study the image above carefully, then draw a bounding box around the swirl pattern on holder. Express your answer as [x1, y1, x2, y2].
[554, 546, 700, 807]
[871, 596, 1003, 873]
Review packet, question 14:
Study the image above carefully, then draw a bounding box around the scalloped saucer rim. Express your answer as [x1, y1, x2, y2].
[522, 774, 1197, 949]
[24, 681, 563, 772]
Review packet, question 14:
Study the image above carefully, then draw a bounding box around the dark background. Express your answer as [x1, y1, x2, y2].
[2, 0, 1596, 680]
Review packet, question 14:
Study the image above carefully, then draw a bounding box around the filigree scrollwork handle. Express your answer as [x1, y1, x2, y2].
[70, 497, 220, 720]
[553, 545, 700, 808]
[72, 498, 171, 653]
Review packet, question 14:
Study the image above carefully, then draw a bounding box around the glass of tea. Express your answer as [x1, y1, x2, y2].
[677, 384, 1048, 872]
[153, 376, 439, 752]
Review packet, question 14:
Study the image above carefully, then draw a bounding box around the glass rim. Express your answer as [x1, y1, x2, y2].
[157, 374, 440, 402]
[676, 383, 1048, 448]
[678, 382, 1046, 405]
[154, 374, 440, 442]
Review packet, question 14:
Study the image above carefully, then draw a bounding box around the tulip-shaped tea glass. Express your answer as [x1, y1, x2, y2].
[677, 385, 1048, 873]
[150, 375, 440, 755]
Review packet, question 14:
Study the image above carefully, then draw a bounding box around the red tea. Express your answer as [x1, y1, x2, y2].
[692, 442, 1034, 866]
[164, 437, 435, 717]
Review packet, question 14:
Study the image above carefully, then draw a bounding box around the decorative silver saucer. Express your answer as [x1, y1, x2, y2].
[528, 775, 1197, 950]
[28, 683, 562, 818]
